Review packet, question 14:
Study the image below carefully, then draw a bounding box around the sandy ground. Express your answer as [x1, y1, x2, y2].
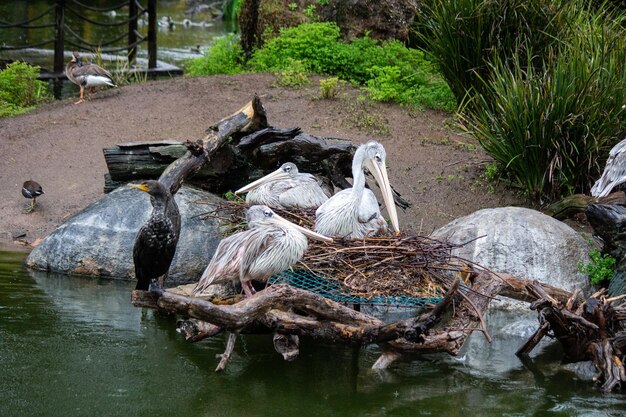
[0, 73, 527, 249]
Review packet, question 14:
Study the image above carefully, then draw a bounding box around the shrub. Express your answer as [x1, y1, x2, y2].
[185, 22, 455, 111]
[417, 0, 562, 105]
[319, 77, 342, 99]
[185, 34, 244, 76]
[274, 59, 309, 87]
[0, 61, 50, 117]
[578, 249, 616, 286]
[459, 5, 626, 200]
[248, 22, 454, 110]
[248, 22, 345, 74]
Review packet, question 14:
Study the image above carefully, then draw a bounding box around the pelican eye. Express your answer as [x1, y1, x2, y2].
[375, 153, 382, 162]
[263, 209, 273, 217]
[284, 166, 292, 172]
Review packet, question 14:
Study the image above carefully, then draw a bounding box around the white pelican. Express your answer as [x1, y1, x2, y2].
[314, 141, 400, 239]
[193, 205, 332, 297]
[235, 162, 330, 209]
[591, 138, 626, 198]
[65, 51, 116, 105]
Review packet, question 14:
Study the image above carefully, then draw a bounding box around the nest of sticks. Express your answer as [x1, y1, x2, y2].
[200, 202, 474, 301]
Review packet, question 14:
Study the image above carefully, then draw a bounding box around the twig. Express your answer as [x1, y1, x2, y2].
[215, 332, 238, 372]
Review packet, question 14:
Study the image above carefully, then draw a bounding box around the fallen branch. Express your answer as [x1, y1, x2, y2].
[519, 281, 626, 392]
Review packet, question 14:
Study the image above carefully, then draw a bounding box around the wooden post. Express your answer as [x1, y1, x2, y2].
[128, 0, 138, 65]
[147, 0, 157, 71]
[53, 0, 65, 74]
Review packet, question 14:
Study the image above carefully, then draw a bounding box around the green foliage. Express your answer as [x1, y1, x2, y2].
[248, 22, 454, 110]
[578, 249, 616, 286]
[223, 0, 244, 31]
[484, 162, 498, 182]
[417, 0, 626, 200]
[288, 2, 297, 11]
[185, 35, 244, 76]
[319, 77, 342, 99]
[417, 0, 562, 105]
[459, 6, 626, 200]
[0, 61, 50, 118]
[304, 4, 317, 21]
[274, 59, 309, 87]
[347, 96, 390, 135]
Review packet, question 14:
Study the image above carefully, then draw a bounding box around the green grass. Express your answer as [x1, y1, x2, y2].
[0, 61, 51, 118]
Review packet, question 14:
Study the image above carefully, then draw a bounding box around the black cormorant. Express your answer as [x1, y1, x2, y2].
[129, 180, 181, 291]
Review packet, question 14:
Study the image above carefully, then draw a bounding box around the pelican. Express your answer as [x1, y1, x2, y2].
[314, 141, 400, 239]
[65, 51, 116, 105]
[235, 162, 330, 209]
[192, 205, 332, 297]
[591, 138, 626, 198]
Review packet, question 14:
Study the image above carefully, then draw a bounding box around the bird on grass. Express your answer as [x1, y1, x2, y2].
[192, 205, 332, 298]
[314, 141, 400, 239]
[591, 138, 626, 198]
[235, 162, 330, 210]
[21, 180, 44, 213]
[65, 51, 116, 105]
[129, 180, 181, 291]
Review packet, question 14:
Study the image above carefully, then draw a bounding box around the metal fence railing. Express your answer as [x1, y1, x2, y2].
[0, 0, 158, 75]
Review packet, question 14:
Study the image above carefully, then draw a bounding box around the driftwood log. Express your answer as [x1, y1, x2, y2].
[103, 125, 411, 208]
[517, 283, 626, 392]
[131, 272, 585, 369]
[544, 192, 626, 220]
[103, 131, 354, 194]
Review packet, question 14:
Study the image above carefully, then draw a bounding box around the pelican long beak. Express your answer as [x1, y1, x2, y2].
[365, 159, 400, 234]
[273, 213, 334, 243]
[128, 183, 149, 193]
[235, 168, 291, 195]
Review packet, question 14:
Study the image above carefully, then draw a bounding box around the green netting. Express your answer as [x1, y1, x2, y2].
[269, 269, 443, 307]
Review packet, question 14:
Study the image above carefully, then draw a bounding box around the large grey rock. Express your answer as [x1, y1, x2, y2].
[26, 185, 226, 287]
[433, 207, 591, 309]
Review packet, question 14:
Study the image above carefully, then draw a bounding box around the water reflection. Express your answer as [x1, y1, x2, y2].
[0, 0, 229, 70]
[1, 250, 624, 417]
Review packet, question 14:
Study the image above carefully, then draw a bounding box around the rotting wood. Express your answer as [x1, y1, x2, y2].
[131, 273, 579, 370]
[518, 282, 626, 392]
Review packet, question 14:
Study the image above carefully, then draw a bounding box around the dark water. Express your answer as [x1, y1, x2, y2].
[1, 251, 625, 416]
[0, 0, 229, 69]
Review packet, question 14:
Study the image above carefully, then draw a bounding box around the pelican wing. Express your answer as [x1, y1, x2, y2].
[193, 230, 252, 294]
[192, 227, 281, 295]
[591, 139, 626, 198]
[278, 175, 329, 209]
[357, 188, 381, 223]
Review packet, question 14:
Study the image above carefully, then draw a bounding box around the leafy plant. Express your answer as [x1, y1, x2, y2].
[185, 34, 244, 76]
[274, 59, 309, 87]
[417, 0, 562, 105]
[319, 77, 342, 99]
[247, 22, 454, 110]
[484, 162, 498, 182]
[578, 249, 616, 286]
[304, 5, 317, 21]
[288, 2, 297, 11]
[0, 61, 50, 118]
